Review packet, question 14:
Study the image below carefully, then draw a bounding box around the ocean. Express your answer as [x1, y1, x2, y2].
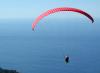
[0, 19, 100, 73]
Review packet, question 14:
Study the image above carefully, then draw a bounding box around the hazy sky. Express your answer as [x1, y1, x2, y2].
[0, 0, 99, 19]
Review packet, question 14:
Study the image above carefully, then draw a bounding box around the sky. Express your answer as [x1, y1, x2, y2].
[0, 0, 99, 19]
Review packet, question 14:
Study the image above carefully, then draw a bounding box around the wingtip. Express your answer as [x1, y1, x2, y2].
[92, 18, 94, 23]
[92, 20, 94, 23]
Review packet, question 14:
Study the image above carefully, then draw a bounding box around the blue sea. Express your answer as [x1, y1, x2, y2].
[0, 18, 100, 73]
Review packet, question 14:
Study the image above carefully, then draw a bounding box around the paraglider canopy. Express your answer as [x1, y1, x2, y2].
[32, 7, 94, 30]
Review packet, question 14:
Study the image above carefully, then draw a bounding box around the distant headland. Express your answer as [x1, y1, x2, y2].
[0, 67, 19, 73]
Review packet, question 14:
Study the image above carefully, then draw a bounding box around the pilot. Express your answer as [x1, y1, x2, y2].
[65, 56, 69, 63]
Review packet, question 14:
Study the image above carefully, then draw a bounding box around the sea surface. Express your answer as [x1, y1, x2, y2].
[0, 19, 100, 73]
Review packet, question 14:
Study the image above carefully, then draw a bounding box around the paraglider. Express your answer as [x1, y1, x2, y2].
[32, 7, 94, 64]
[32, 7, 94, 30]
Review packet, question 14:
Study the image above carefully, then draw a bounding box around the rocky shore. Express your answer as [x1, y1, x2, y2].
[0, 68, 19, 73]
